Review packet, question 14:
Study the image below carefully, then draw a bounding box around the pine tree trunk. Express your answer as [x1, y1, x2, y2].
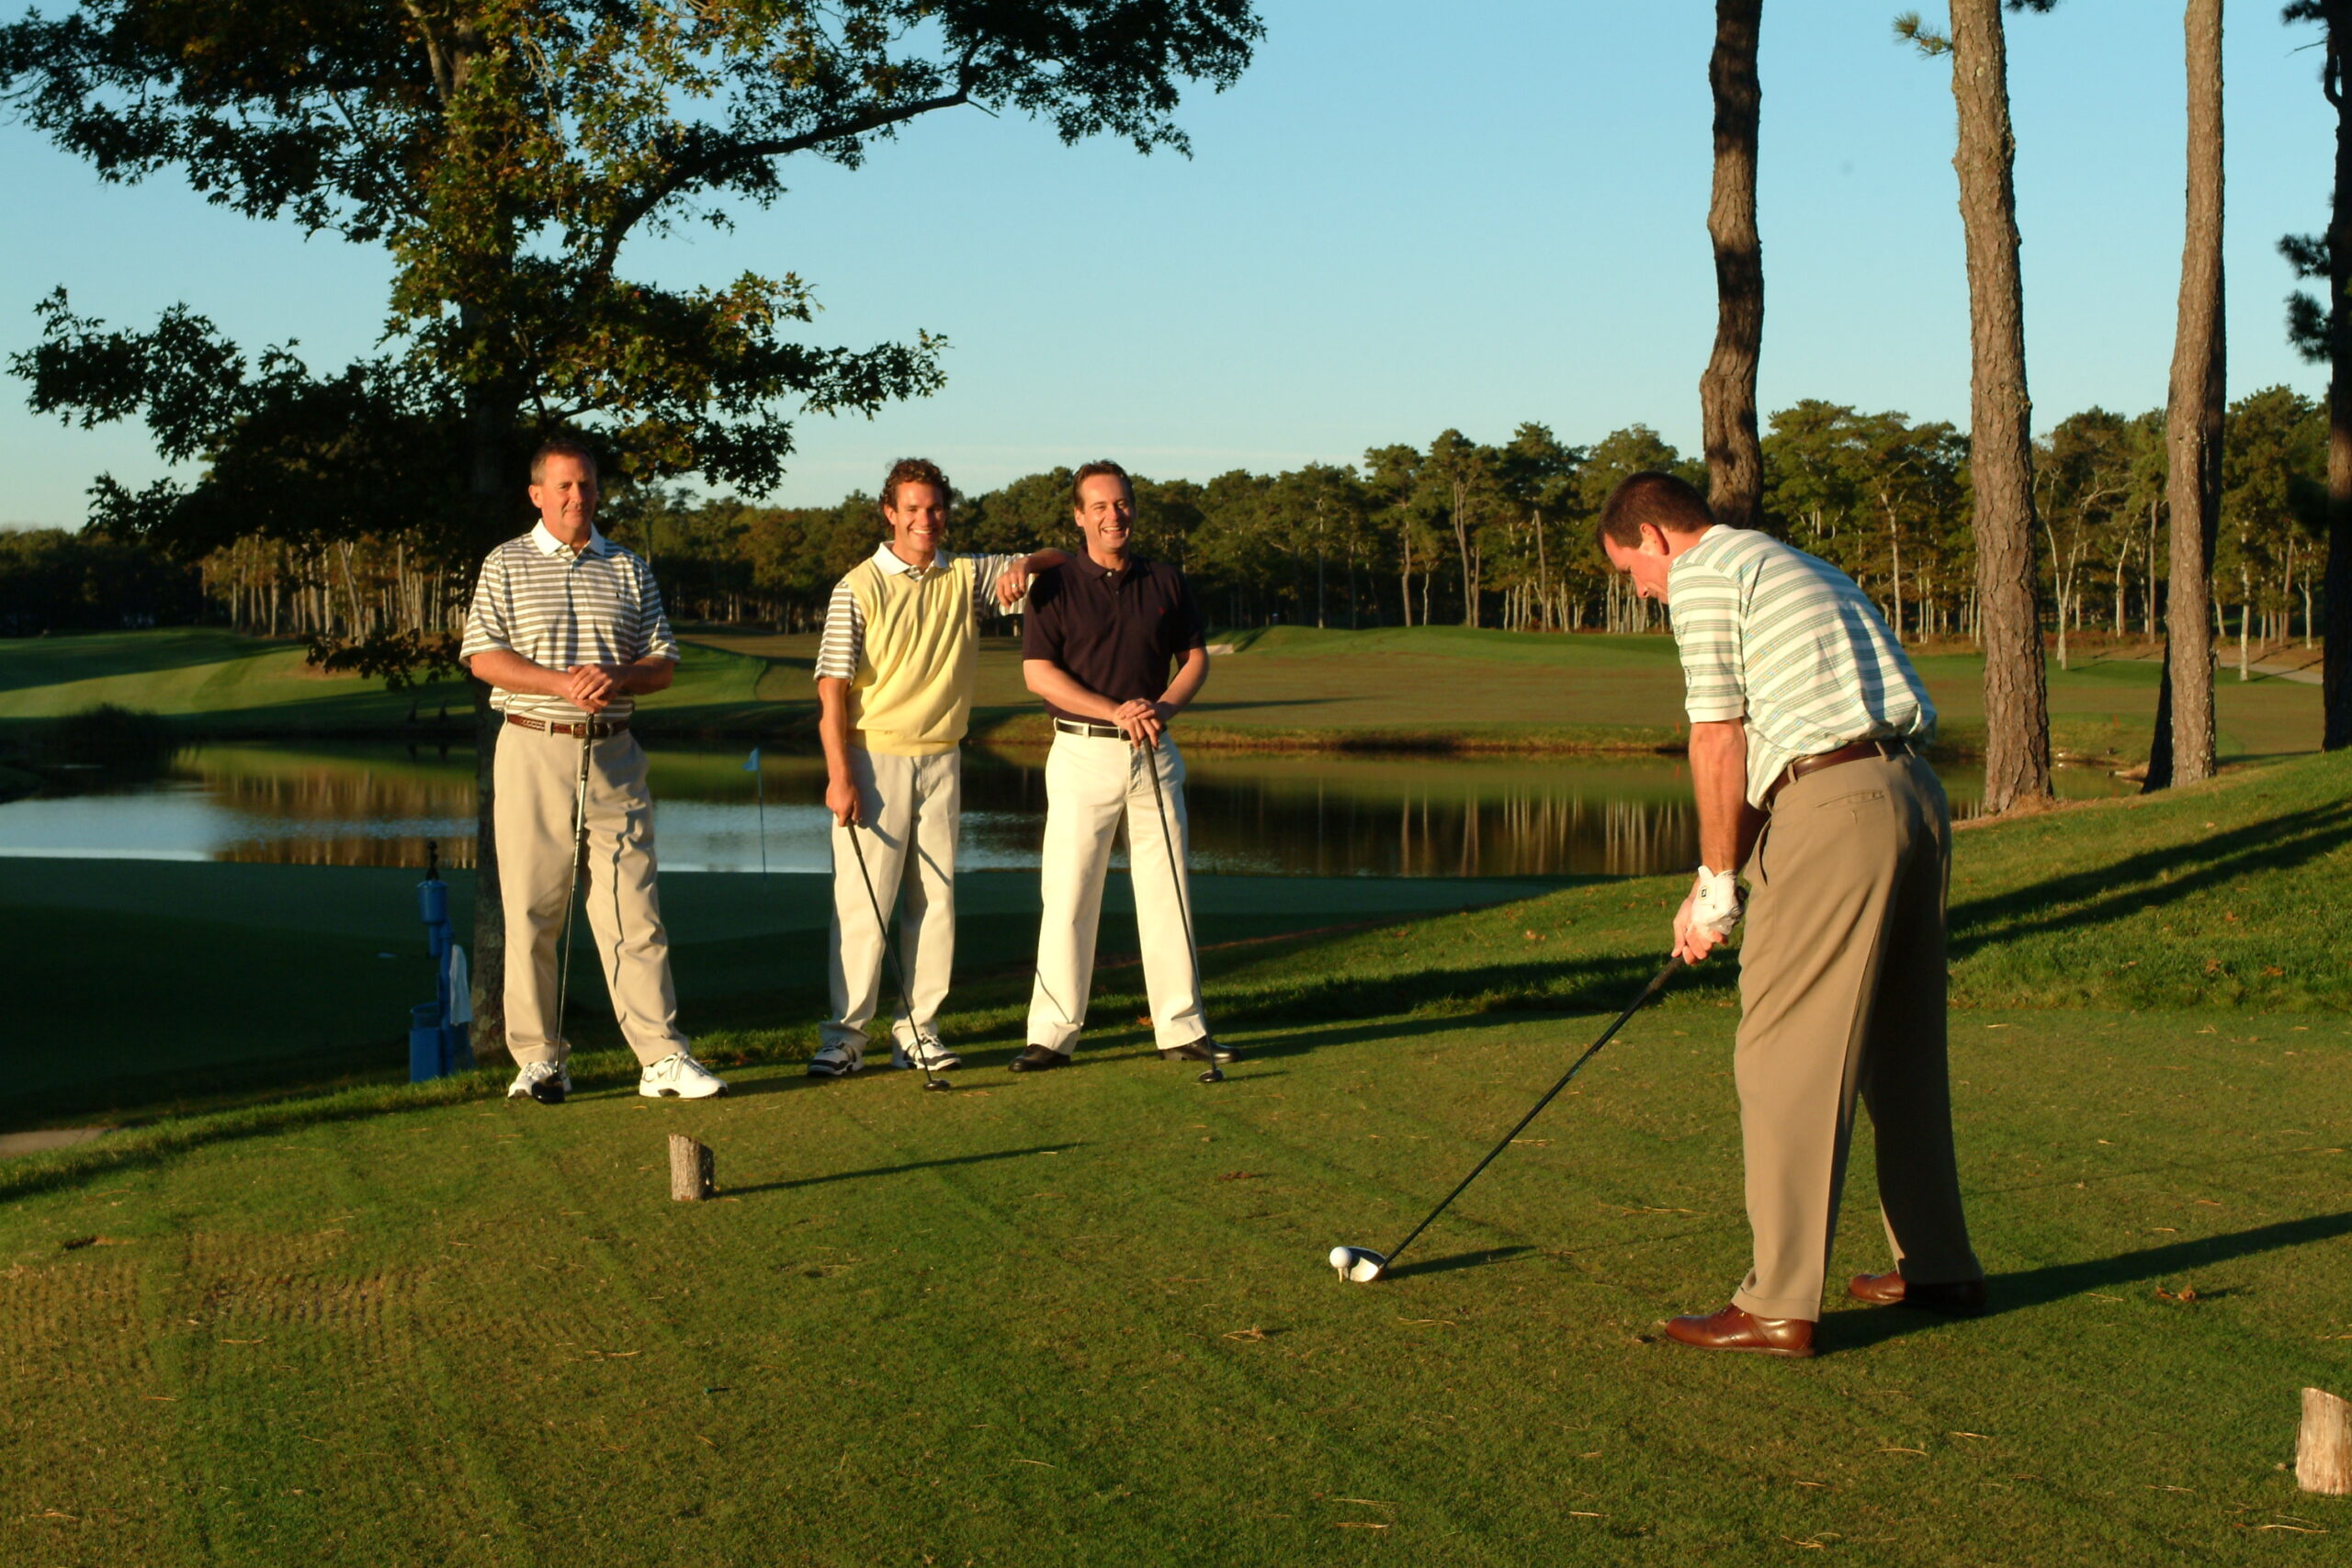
[2158, 0, 2225, 788]
[1951, 0, 2052, 813]
[1701, 0, 1765, 535]
[2322, 8, 2352, 748]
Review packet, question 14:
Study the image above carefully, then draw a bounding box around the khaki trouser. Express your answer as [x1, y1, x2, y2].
[825, 748, 960, 1054]
[494, 725, 688, 1068]
[1026, 731, 1208, 1054]
[1729, 750, 1981, 1323]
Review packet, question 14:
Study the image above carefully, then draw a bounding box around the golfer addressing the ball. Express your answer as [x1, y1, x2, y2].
[460, 436, 726, 1105]
[1009, 459, 1229, 1075]
[1598, 471, 1983, 1357]
[806, 457, 1069, 1079]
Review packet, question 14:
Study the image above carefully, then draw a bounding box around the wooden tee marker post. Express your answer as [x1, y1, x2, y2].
[669, 1134, 715, 1202]
[2300, 1387, 2352, 1495]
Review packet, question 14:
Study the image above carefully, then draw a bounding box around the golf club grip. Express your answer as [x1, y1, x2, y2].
[1381, 956, 1681, 1270]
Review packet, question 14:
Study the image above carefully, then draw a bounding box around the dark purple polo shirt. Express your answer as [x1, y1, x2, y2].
[1021, 557, 1206, 723]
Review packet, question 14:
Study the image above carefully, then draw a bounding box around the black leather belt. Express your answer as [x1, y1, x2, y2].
[504, 714, 628, 739]
[1762, 738, 1910, 809]
[1053, 717, 1127, 739]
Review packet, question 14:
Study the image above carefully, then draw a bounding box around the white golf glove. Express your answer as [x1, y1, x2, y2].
[1687, 865, 1745, 941]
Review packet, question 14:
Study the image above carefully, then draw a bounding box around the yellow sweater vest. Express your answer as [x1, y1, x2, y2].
[845, 554, 983, 756]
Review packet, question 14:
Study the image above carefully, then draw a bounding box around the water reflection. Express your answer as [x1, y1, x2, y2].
[0, 741, 2131, 878]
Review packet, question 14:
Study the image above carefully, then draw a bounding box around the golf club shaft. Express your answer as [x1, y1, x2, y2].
[551, 728, 594, 1053]
[1377, 955, 1681, 1272]
[1142, 737, 1198, 973]
[845, 817, 942, 1089]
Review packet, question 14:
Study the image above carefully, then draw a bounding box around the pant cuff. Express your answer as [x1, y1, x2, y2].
[1732, 1285, 1821, 1324]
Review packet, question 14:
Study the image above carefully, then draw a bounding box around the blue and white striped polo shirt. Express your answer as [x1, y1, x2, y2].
[459, 524, 680, 724]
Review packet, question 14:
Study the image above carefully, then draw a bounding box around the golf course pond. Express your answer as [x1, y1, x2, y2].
[0, 741, 2135, 877]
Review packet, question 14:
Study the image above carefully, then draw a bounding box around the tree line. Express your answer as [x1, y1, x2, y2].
[25, 387, 2312, 680]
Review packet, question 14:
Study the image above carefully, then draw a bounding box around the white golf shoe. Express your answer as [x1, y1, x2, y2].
[892, 1033, 962, 1072]
[506, 1060, 570, 1105]
[806, 1041, 865, 1079]
[639, 1051, 727, 1100]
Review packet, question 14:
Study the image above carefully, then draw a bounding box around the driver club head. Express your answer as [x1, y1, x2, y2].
[1328, 1246, 1387, 1283]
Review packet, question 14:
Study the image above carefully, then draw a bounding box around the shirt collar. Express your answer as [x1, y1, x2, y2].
[533, 522, 611, 558]
[873, 541, 949, 577]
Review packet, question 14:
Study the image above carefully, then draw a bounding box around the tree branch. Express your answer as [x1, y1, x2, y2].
[583, 84, 975, 286]
[399, 0, 455, 102]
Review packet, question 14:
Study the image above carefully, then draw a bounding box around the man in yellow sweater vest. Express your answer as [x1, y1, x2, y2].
[808, 457, 1068, 1077]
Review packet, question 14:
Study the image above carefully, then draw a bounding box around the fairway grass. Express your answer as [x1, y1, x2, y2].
[5, 1011, 2345, 1564]
[6, 755, 2352, 1562]
[2, 626, 2324, 760]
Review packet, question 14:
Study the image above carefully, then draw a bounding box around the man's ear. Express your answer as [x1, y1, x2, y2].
[1638, 521, 1674, 557]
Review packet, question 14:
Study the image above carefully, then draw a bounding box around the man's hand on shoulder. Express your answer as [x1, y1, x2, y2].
[997, 548, 1070, 607]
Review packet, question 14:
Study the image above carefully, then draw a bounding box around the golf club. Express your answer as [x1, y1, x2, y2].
[1329, 954, 1681, 1283]
[541, 726, 594, 1104]
[844, 817, 952, 1092]
[1142, 732, 1219, 1085]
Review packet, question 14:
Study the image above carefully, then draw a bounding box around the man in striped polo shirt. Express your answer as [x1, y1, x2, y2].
[461, 437, 725, 1105]
[807, 457, 1068, 1078]
[1599, 471, 1982, 1358]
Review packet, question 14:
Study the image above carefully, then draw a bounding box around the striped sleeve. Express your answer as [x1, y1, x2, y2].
[458, 547, 513, 661]
[638, 561, 680, 662]
[814, 577, 864, 681]
[1668, 561, 1747, 724]
[968, 553, 1026, 618]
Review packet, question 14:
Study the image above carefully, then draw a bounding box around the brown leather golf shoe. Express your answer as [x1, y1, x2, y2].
[1664, 1303, 1815, 1358]
[1847, 1271, 1988, 1316]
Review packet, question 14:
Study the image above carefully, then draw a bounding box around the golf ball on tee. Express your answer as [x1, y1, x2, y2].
[1328, 1247, 1351, 1270]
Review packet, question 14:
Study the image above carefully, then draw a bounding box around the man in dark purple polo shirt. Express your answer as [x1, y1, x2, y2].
[1009, 459, 1230, 1074]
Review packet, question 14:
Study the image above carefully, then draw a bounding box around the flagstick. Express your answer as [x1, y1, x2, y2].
[754, 756, 767, 877]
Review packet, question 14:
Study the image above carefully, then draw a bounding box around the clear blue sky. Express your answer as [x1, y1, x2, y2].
[0, 0, 2335, 527]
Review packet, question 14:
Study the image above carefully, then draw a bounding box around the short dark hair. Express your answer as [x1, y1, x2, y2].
[1070, 460, 1132, 509]
[530, 437, 599, 484]
[1596, 471, 1713, 547]
[881, 457, 951, 512]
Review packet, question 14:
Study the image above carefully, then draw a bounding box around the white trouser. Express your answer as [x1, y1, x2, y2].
[1025, 731, 1207, 1055]
[825, 748, 961, 1053]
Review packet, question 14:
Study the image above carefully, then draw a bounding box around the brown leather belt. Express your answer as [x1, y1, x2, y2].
[1762, 737, 1911, 809]
[503, 714, 628, 739]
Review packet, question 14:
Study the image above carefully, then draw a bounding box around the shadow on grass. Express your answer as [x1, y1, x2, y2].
[1949, 797, 2352, 958]
[1827, 1209, 2352, 1352]
[1383, 1245, 1534, 1280]
[726, 1143, 1089, 1197]
[1214, 949, 1728, 1043]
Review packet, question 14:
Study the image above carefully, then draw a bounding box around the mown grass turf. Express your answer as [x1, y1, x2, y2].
[3, 626, 2324, 761]
[0, 860, 1561, 1130]
[6, 755, 2350, 1563]
[0, 629, 767, 738]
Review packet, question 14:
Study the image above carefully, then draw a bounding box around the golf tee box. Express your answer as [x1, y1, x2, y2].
[670, 1134, 715, 1202]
